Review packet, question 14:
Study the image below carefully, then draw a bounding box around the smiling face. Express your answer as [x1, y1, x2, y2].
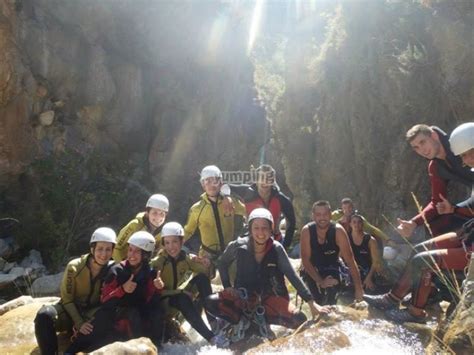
[350, 216, 364, 233]
[251, 218, 272, 246]
[256, 171, 275, 194]
[409, 132, 442, 159]
[147, 207, 167, 228]
[201, 177, 222, 197]
[162, 235, 183, 258]
[91, 242, 114, 265]
[460, 148, 474, 168]
[312, 205, 331, 229]
[127, 244, 144, 267]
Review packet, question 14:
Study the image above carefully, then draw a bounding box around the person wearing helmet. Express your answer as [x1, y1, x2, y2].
[66, 231, 165, 352]
[184, 165, 246, 276]
[364, 122, 474, 323]
[205, 208, 330, 342]
[113, 193, 169, 262]
[34, 227, 116, 355]
[221, 164, 297, 251]
[150, 222, 228, 347]
[435, 122, 474, 218]
[396, 124, 473, 239]
[300, 201, 364, 305]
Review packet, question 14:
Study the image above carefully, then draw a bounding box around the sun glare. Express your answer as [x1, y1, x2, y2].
[247, 0, 264, 55]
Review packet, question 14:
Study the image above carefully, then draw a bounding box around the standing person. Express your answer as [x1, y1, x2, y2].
[34, 227, 116, 355]
[331, 197, 389, 244]
[184, 165, 246, 276]
[151, 222, 227, 347]
[66, 231, 165, 353]
[300, 200, 364, 305]
[113, 194, 169, 261]
[206, 208, 329, 342]
[223, 164, 296, 251]
[348, 214, 381, 291]
[396, 124, 473, 238]
[364, 122, 474, 323]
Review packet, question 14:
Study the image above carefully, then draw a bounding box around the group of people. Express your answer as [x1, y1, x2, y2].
[33, 122, 473, 353]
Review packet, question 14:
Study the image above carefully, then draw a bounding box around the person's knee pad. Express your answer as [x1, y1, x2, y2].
[35, 305, 57, 326]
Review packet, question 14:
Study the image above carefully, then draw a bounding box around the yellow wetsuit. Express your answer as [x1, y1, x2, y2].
[113, 212, 162, 262]
[184, 193, 246, 259]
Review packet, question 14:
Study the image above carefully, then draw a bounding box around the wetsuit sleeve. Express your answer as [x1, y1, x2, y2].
[454, 196, 474, 218]
[275, 243, 313, 302]
[217, 240, 238, 289]
[187, 256, 210, 276]
[412, 161, 446, 225]
[100, 267, 127, 303]
[113, 218, 140, 262]
[184, 205, 199, 242]
[233, 197, 247, 217]
[228, 184, 251, 199]
[279, 193, 296, 249]
[361, 216, 389, 242]
[60, 263, 85, 329]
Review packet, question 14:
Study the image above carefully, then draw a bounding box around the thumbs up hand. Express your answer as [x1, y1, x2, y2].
[154, 270, 164, 290]
[122, 274, 137, 293]
[436, 194, 454, 215]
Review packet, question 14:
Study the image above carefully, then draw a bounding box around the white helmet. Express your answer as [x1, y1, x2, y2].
[128, 231, 156, 252]
[383, 246, 398, 261]
[449, 122, 474, 156]
[146, 194, 169, 212]
[248, 208, 274, 227]
[90, 227, 117, 245]
[161, 222, 185, 238]
[200, 165, 222, 182]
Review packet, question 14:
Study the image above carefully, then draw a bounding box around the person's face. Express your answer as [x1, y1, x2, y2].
[163, 236, 183, 258]
[312, 206, 331, 229]
[147, 208, 166, 228]
[91, 242, 114, 265]
[201, 177, 222, 197]
[341, 203, 354, 217]
[251, 218, 272, 245]
[410, 132, 441, 159]
[127, 244, 143, 267]
[460, 148, 474, 168]
[350, 217, 364, 233]
[256, 172, 274, 192]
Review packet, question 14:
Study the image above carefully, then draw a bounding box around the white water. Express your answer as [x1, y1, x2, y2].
[159, 318, 426, 355]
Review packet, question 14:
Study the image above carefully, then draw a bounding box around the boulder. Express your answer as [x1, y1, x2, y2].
[9, 267, 27, 277]
[20, 250, 43, 268]
[31, 272, 63, 296]
[0, 298, 60, 354]
[3, 261, 16, 273]
[0, 274, 18, 288]
[90, 337, 157, 355]
[0, 295, 59, 316]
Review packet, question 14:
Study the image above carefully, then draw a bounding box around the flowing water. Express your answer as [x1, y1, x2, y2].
[159, 317, 429, 354]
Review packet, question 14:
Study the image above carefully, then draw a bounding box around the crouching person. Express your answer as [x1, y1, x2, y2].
[34, 228, 116, 355]
[66, 231, 165, 353]
[151, 222, 227, 347]
[206, 208, 330, 342]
